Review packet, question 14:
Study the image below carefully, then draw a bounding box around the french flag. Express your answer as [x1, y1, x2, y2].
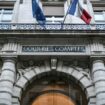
[68, 0, 92, 24]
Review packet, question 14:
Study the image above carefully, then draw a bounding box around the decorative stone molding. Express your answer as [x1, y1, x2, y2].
[13, 61, 96, 105]
[2, 43, 19, 53]
[73, 66, 91, 80]
[91, 39, 104, 53]
[51, 58, 57, 70]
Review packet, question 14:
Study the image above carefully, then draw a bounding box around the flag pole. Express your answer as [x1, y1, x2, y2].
[62, 7, 69, 24]
[61, 0, 72, 26]
[60, 3, 70, 29]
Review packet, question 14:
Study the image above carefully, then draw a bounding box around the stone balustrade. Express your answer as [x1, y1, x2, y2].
[0, 23, 105, 30]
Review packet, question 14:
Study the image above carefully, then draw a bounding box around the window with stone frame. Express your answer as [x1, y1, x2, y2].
[94, 11, 105, 24]
[0, 8, 13, 23]
[41, 0, 65, 23]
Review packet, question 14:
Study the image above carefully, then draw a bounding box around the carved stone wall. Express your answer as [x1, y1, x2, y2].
[12, 60, 96, 105]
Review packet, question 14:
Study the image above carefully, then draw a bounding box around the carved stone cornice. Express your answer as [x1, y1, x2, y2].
[1, 42, 19, 53]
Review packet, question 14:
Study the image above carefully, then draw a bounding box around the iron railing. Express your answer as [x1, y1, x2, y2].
[0, 23, 105, 30]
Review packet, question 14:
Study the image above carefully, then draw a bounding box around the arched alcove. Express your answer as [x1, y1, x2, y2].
[12, 61, 96, 105]
[21, 71, 87, 105]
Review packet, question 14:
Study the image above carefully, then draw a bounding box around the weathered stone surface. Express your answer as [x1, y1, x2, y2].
[13, 64, 95, 105]
[95, 86, 105, 94]
[0, 81, 13, 87]
[0, 93, 11, 100]
[0, 86, 13, 94]
[95, 81, 105, 88]
[2, 61, 15, 72]
[80, 77, 92, 88]
[45, 61, 51, 71]
[62, 66, 68, 72]
[0, 75, 15, 83]
[88, 97, 96, 105]
[16, 76, 28, 89]
[34, 67, 41, 74]
[97, 93, 105, 99]
[0, 58, 16, 105]
[93, 70, 105, 82]
[24, 70, 36, 80]
[92, 60, 105, 72]
[12, 97, 20, 105]
[0, 99, 11, 105]
[13, 86, 22, 98]
[40, 66, 46, 73]
[92, 60, 105, 105]
[71, 70, 79, 78]
[67, 67, 74, 75]
[56, 61, 63, 72]
[86, 86, 96, 98]
[97, 98, 105, 105]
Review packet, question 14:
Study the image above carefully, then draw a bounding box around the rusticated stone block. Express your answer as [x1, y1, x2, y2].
[24, 70, 36, 81]
[13, 86, 22, 99]
[16, 76, 28, 89]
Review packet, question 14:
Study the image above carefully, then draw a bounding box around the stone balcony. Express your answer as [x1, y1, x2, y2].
[0, 23, 105, 38]
[0, 23, 105, 30]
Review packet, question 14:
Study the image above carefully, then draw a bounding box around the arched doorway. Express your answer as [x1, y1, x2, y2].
[32, 92, 75, 105]
[21, 71, 87, 105]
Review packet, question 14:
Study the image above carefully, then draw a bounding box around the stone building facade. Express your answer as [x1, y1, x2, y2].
[0, 0, 105, 105]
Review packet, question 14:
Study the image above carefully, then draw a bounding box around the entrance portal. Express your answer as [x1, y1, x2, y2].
[32, 92, 75, 105]
[21, 71, 87, 105]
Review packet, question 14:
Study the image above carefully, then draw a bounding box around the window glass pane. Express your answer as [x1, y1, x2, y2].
[42, 0, 64, 17]
[0, 9, 13, 23]
[4, 9, 12, 14]
[43, 6, 64, 16]
[2, 14, 12, 22]
[94, 12, 104, 21]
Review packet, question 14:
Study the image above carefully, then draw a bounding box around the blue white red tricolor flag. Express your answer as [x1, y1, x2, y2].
[68, 0, 92, 24]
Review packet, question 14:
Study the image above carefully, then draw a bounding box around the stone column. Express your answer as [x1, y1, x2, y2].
[0, 57, 16, 105]
[92, 60, 105, 105]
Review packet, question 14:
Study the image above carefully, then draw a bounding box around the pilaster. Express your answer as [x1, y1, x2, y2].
[92, 59, 105, 105]
[0, 57, 17, 105]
